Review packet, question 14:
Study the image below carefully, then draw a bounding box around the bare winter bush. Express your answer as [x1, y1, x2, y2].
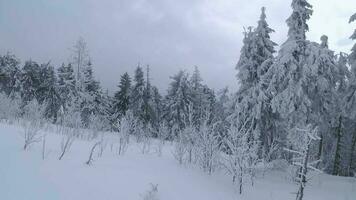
[141, 183, 159, 200]
[172, 130, 187, 165]
[140, 125, 153, 154]
[196, 121, 220, 174]
[21, 100, 45, 150]
[116, 116, 132, 156]
[221, 122, 259, 194]
[156, 123, 169, 156]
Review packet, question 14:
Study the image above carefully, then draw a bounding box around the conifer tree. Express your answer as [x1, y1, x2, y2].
[264, 0, 313, 132]
[0, 53, 21, 97]
[234, 7, 277, 159]
[20, 60, 42, 104]
[164, 70, 191, 137]
[57, 63, 77, 113]
[113, 72, 131, 120]
[130, 65, 146, 122]
[142, 65, 154, 126]
[345, 13, 356, 175]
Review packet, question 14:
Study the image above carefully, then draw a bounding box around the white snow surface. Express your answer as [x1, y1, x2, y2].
[0, 122, 355, 200]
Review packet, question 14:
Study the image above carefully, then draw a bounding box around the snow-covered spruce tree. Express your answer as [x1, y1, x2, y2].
[189, 66, 204, 128]
[163, 70, 191, 138]
[151, 86, 163, 130]
[0, 53, 21, 97]
[113, 72, 131, 124]
[253, 7, 278, 160]
[130, 65, 146, 123]
[344, 13, 356, 176]
[263, 0, 313, 159]
[79, 60, 102, 127]
[20, 60, 42, 104]
[305, 36, 348, 175]
[285, 125, 321, 200]
[214, 87, 231, 141]
[57, 63, 77, 115]
[233, 7, 278, 162]
[142, 65, 155, 126]
[38, 64, 61, 123]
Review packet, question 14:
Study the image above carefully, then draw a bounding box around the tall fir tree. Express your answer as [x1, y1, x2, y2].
[264, 0, 313, 132]
[57, 63, 77, 113]
[130, 65, 146, 123]
[164, 70, 191, 137]
[113, 72, 132, 120]
[234, 7, 277, 159]
[142, 65, 154, 126]
[80, 60, 102, 127]
[20, 60, 42, 104]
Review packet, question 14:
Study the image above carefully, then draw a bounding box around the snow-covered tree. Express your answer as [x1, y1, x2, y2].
[20, 60, 42, 103]
[142, 65, 154, 126]
[38, 64, 61, 122]
[263, 0, 313, 150]
[130, 65, 146, 122]
[151, 86, 163, 129]
[113, 72, 131, 121]
[234, 7, 277, 160]
[0, 53, 21, 97]
[0, 93, 20, 121]
[80, 60, 102, 127]
[189, 66, 204, 128]
[163, 70, 191, 137]
[344, 13, 356, 175]
[57, 63, 77, 114]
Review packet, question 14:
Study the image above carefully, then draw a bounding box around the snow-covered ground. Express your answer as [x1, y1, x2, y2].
[0, 122, 355, 200]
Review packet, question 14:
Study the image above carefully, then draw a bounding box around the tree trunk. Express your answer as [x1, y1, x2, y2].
[349, 130, 356, 176]
[316, 134, 323, 168]
[333, 116, 342, 176]
[296, 142, 310, 200]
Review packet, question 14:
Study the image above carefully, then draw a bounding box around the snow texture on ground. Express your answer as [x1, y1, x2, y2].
[0, 122, 355, 200]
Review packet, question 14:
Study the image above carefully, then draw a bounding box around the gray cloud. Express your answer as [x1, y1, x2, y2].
[0, 0, 354, 93]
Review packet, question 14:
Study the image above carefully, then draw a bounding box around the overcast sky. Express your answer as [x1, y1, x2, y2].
[0, 0, 354, 93]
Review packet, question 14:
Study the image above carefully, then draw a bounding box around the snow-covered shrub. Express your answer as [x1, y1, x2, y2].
[116, 116, 132, 155]
[140, 126, 152, 154]
[21, 100, 45, 150]
[196, 121, 220, 174]
[172, 130, 187, 165]
[141, 183, 159, 200]
[156, 123, 169, 156]
[221, 122, 260, 194]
